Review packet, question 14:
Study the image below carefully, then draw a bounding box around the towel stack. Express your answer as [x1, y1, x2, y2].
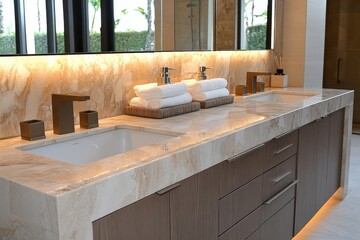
[182, 78, 229, 101]
[130, 82, 192, 109]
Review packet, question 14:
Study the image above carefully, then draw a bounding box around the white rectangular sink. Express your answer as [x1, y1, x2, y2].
[22, 128, 179, 165]
[248, 92, 318, 103]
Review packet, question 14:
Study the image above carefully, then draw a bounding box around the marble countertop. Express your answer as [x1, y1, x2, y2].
[0, 88, 354, 240]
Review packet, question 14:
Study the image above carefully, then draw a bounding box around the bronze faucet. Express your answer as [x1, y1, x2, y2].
[52, 93, 90, 134]
[246, 71, 272, 94]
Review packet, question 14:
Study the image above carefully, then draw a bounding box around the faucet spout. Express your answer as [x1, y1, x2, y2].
[52, 93, 90, 135]
[52, 93, 90, 102]
[246, 71, 272, 94]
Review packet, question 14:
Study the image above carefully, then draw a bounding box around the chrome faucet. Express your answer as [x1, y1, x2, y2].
[195, 66, 212, 80]
[52, 93, 90, 135]
[158, 67, 175, 85]
[246, 71, 272, 94]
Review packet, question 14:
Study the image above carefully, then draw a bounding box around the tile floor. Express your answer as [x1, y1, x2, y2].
[293, 134, 360, 240]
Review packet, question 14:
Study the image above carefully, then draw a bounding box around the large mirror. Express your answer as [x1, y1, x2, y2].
[0, 0, 274, 55]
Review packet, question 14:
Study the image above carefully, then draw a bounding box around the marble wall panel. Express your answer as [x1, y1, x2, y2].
[0, 50, 273, 139]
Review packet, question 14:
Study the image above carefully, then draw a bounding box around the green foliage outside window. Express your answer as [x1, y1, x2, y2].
[246, 24, 267, 50]
[0, 31, 154, 54]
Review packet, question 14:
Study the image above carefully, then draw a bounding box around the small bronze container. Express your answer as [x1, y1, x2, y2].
[235, 85, 248, 96]
[79, 110, 99, 129]
[256, 82, 265, 92]
[20, 120, 46, 141]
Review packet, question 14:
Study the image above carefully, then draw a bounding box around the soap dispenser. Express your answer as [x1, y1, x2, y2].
[195, 66, 212, 80]
[158, 67, 175, 85]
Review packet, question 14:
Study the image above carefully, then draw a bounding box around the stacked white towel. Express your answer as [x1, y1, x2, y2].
[182, 78, 229, 101]
[130, 82, 192, 109]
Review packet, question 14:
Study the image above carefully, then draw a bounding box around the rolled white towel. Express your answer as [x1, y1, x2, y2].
[182, 78, 228, 93]
[130, 93, 192, 109]
[192, 88, 229, 101]
[134, 82, 187, 100]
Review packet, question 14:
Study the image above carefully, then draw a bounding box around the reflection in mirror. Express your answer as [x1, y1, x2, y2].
[24, 0, 48, 54]
[0, 1, 16, 54]
[216, 0, 273, 50]
[88, 0, 155, 52]
[155, 0, 214, 51]
[0, 0, 275, 55]
[114, 0, 155, 51]
[239, 0, 271, 50]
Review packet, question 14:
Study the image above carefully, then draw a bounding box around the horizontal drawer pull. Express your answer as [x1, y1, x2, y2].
[265, 180, 298, 205]
[227, 143, 265, 162]
[156, 183, 181, 195]
[273, 144, 293, 156]
[272, 171, 292, 183]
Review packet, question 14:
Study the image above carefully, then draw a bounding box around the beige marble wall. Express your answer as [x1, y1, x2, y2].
[0, 50, 274, 139]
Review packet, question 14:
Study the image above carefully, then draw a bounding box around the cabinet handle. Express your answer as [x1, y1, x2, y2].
[272, 171, 292, 183]
[337, 58, 342, 84]
[273, 144, 293, 156]
[265, 180, 298, 205]
[227, 143, 265, 162]
[156, 183, 181, 195]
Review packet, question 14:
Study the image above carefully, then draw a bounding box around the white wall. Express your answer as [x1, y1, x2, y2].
[282, 0, 327, 88]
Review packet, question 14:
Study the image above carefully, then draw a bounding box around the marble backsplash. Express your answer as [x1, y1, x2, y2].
[0, 50, 273, 139]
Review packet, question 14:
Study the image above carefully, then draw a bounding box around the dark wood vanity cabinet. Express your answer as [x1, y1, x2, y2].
[93, 164, 219, 240]
[93, 108, 345, 240]
[295, 109, 344, 234]
[92, 192, 170, 240]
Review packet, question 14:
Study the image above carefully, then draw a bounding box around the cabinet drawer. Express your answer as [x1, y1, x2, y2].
[264, 130, 298, 171]
[261, 199, 295, 240]
[262, 155, 296, 201]
[219, 175, 263, 235]
[262, 181, 296, 223]
[219, 206, 262, 240]
[219, 144, 265, 198]
[246, 229, 261, 240]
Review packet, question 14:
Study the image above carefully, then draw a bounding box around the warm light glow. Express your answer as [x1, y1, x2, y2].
[293, 195, 343, 239]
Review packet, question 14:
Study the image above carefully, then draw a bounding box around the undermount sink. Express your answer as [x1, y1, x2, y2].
[248, 91, 318, 103]
[22, 128, 179, 165]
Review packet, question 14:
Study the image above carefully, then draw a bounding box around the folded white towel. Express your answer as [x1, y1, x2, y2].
[182, 78, 228, 93]
[130, 93, 192, 109]
[133, 82, 157, 91]
[192, 88, 229, 101]
[134, 82, 187, 100]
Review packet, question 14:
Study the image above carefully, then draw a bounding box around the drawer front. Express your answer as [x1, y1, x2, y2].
[262, 181, 296, 223]
[219, 206, 262, 240]
[264, 130, 298, 171]
[219, 144, 266, 198]
[261, 199, 295, 240]
[262, 155, 296, 201]
[219, 175, 263, 235]
[246, 229, 261, 240]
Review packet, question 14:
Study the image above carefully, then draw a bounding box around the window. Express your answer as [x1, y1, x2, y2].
[114, 0, 155, 51]
[88, 0, 101, 52]
[239, 0, 269, 50]
[0, 1, 16, 54]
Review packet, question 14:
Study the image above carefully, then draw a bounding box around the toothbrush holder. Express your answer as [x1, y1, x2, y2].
[79, 110, 99, 129]
[20, 119, 46, 141]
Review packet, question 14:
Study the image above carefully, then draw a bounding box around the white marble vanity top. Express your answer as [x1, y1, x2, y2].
[0, 88, 354, 240]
